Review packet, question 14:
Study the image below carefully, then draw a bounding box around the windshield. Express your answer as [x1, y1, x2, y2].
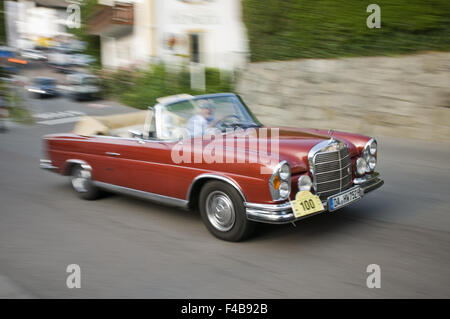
[81, 77, 98, 86]
[35, 78, 55, 86]
[159, 95, 261, 139]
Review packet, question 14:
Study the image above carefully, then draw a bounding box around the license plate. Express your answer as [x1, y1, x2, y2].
[290, 191, 324, 218]
[328, 186, 362, 211]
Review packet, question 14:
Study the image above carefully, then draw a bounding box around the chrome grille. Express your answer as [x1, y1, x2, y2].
[313, 146, 352, 199]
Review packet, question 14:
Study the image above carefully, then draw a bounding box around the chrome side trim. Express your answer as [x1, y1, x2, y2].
[360, 177, 384, 194]
[40, 159, 57, 172]
[353, 172, 379, 185]
[63, 159, 92, 175]
[93, 181, 189, 209]
[105, 152, 120, 157]
[186, 174, 247, 202]
[245, 175, 384, 224]
[245, 200, 329, 224]
[93, 135, 140, 141]
[245, 201, 293, 212]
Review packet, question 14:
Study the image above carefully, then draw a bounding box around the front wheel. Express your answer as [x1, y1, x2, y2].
[199, 181, 254, 242]
[70, 165, 100, 200]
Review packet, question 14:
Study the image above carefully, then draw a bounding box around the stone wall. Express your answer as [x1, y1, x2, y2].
[236, 52, 450, 141]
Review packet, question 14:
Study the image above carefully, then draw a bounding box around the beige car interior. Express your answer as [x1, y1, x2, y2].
[72, 108, 189, 140]
[72, 93, 200, 140]
[72, 110, 155, 138]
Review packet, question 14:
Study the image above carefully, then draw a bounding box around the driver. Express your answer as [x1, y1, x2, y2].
[187, 99, 218, 137]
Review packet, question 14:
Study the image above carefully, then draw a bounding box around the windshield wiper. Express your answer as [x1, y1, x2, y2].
[229, 122, 261, 129]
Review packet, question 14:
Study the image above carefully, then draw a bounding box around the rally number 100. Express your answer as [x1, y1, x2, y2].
[299, 199, 315, 211]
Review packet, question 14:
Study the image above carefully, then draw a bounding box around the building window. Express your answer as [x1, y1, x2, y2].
[189, 33, 200, 63]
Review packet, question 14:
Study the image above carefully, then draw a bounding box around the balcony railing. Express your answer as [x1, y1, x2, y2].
[88, 3, 134, 34]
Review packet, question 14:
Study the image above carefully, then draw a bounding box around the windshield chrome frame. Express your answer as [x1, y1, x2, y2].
[154, 93, 262, 140]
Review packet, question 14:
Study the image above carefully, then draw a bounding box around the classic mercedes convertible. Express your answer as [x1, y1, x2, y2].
[40, 93, 383, 241]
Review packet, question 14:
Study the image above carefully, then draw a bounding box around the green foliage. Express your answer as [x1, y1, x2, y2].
[7, 106, 34, 124]
[0, 83, 33, 124]
[98, 64, 234, 109]
[0, 0, 6, 45]
[242, 0, 450, 61]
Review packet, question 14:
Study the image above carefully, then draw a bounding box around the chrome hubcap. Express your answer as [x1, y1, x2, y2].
[71, 168, 91, 193]
[205, 191, 235, 232]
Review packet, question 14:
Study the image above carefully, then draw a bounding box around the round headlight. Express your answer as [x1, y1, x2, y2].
[369, 140, 377, 155]
[279, 181, 290, 198]
[279, 163, 290, 180]
[356, 157, 368, 176]
[368, 155, 377, 171]
[298, 175, 312, 192]
[362, 149, 370, 162]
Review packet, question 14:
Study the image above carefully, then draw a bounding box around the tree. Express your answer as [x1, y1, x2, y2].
[0, 0, 6, 45]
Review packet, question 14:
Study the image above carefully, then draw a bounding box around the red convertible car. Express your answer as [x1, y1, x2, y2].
[40, 93, 383, 241]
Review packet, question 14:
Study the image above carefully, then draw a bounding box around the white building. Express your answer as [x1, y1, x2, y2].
[5, 0, 68, 49]
[89, 0, 249, 71]
[89, 0, 149, 68]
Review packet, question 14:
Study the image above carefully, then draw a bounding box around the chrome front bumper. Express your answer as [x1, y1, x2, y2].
[40, 159, 58, 172]
[245, 173, 384, 224]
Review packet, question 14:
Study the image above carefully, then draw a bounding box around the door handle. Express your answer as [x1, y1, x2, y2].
[137, 139, 145, 144]
[105, 152, 120, 157]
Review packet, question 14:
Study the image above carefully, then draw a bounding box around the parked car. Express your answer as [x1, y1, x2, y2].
[65, 73, 100, 101]
[40, 93, 383, 241]
[21, 49, 47, 61]
[70, 54, 95, 66]
[0, 92, 9, 132]
[47, 51, 72, 73]
[27, 77, 58, 98]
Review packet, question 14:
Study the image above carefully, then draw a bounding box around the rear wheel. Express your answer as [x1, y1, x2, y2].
[199, 181, 254, 242]
[70, 165, 100, 200]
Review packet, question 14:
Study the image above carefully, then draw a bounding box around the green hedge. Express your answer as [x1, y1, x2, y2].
[98, 64, 234, 109]
[242, 0, 450, 61]
[0, 0, 6, 45]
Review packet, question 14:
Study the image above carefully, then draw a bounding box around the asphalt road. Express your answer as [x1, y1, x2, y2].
[1, 67, 449, 298]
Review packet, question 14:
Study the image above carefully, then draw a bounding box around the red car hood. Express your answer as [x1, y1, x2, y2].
[219, 126, 369, 174]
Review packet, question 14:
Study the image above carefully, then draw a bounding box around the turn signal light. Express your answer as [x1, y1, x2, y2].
[273, 175, 281, 190]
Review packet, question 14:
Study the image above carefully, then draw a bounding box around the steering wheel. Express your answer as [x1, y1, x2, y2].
[214, 115, 241, 130]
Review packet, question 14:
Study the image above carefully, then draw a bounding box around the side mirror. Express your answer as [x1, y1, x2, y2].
[128, 129, 143, 139]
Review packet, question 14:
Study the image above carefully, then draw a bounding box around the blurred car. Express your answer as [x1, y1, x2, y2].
[1, 46, 21, 76]
[21, 49, 47, 61]
[47, 51, 72, 73]
[0, 92, 9, 132]
[27, 77, 58, 98]
[40, 93, 384, 242]
[54, 65, 73, 74]
[65, 73, 100, 101]
[0, 66, 13, 82]
[70, 54, 95, 66]
[0, 46, 17, 58]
